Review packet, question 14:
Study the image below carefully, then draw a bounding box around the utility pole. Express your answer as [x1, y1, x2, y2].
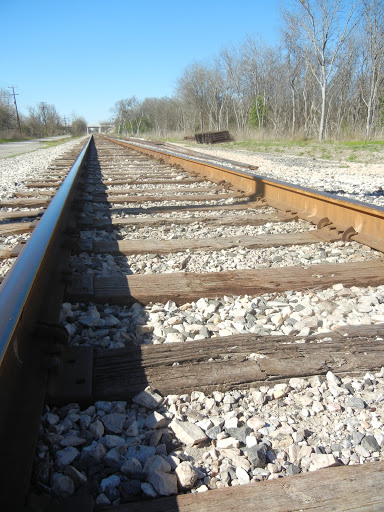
[9, 86, 22, 135]
[41, 103, 48, 135]
[63, 116, 68, 134]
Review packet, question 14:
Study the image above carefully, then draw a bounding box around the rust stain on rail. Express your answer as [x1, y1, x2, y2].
[105, 136, 384, 253]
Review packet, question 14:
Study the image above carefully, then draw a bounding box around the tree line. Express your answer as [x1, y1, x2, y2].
[0, 90, 87, 139]
[112, 0, 384, 141]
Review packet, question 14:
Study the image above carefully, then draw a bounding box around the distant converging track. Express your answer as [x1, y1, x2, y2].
[1, 134, 384, 510]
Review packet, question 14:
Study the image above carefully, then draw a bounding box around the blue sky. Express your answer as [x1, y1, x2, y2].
[1, 0, 282, 124]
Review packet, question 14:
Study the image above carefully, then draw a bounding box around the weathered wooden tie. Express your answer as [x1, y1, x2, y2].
[0, 221, 35, 236]
[89, 178, 206, 186]
[15, 190, 54, 198]
[26, 181, 61, 188]
[86, 231, 327, 255]
[0, 198, 50, 208]
[91, 330, 384, 400]
[0, 209, 43, 221]
[106, 461, 384, 512]
[66, 260, 384, 305]
[96, 185, 229, 196]
[87, 212, 296, 229]
[86, 192, 245, 205]
[107, 201, 260, 216]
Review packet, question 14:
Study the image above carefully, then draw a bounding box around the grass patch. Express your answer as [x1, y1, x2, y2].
[0, 137, 28, 144]
[0, 136, 76, 147]
[42, 137, 78, 149]
[161, 137, 185, 143]
[1, 136, 77, 159]
[342, 140, 384, 150]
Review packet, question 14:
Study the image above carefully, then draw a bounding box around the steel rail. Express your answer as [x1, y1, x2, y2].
[105, 136, 384, 253]
[0, 136, 91, 364]
[0, 136, 92, 508]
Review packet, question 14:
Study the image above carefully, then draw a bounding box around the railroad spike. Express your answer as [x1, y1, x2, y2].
[342, 225, 358, 241]
[36, 322, 69, 348]
[316, 216, 332, 229]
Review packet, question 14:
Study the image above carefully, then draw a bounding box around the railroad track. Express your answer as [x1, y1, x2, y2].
[1, 134, 384, 510]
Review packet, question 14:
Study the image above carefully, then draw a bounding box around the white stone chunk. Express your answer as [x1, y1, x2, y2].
[170, 419, 207, 446]
[145, 411, 167, 429]
[216, 437, 240, 449]
[175, 461, 198, 489]
[148, 470, 177, 496]
[309, 454, 340, 471]
[132, 386, 163, 409]
[236, 466, 250, 484]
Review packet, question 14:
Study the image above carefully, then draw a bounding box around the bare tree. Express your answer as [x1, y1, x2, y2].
[113, 97, 144, 136]
[327, 36, 359, 137]
[242, 37, 268, 130]
[282, 25, 304, 136]
[220, 46, 253, 135]
[70, 115, 87, 136]
[204, 63, 228, 131]
[25, 103, 62, 137]
[282, 0, 361, 141]
[176, 63, 211, 133]
[142, 97, 184, 136]
[0, 89, 15, 135]
[359, 0, 384, 138]
[109, 4, 384, 141]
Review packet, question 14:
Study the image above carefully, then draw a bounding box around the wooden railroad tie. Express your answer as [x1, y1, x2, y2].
[67, 260, 384, 305]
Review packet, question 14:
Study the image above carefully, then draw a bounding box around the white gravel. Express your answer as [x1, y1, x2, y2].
[0, 232, 30, 247]
[0, 137, 88, 279]
[171, 144, 384, 208]
[29, 137, 384, 506]
[70, 240, 381, 277]
[61, 283, 384, 349]
[0, 137, 88, 200]
[31, 368, 384, 503]
[114, 198, 246, 208]
[106, 181, 215, 191]
[111, 208, 275, 221]
[116, 218, 314, 240]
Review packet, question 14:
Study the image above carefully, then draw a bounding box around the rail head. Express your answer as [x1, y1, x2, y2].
[0, 136, 92, 366]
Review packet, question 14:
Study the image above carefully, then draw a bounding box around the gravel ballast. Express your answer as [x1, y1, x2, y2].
[69, 240, 382, 277]
[0, 138, 88, 280]
[16, 137, 384, 506]
[0, 137, 88, 200]
[171, 144, 384, 207]
[32, 369, 384, 504]
[61, 283, 384, 349]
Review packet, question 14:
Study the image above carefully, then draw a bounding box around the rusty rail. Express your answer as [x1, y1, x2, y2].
[105, 136, 384, 253]
[0, 136, 91, 508]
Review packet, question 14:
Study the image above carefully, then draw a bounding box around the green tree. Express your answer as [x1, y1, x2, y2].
[249, 95, 268, 128]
